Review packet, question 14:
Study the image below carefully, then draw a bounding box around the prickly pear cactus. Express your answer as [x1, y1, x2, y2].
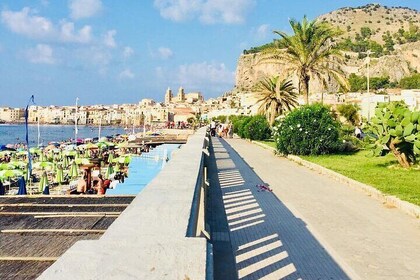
[367, 101, 420, 168]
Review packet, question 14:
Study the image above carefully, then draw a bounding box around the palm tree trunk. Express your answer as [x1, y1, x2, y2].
[300, 72, 310, 104]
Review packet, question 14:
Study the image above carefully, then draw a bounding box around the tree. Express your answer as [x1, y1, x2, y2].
[254, 76, 299, 126]
[261, 16, 349, 104]
[337, 104, 360, 125]
[400, 73, 420, 89]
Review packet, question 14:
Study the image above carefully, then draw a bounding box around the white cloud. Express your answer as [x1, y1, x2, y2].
[157, 47, 173, 59]
[69, 0, 103, 20]
[1, 7, 55, 39]
[25, 44, 55, 64]
[60, 21, 92, 43]
[119, 69, 135, 79]
[103, 30, 117, 48]
[177, 61, 234, 87]
[254, 24, 270, 40]
[123, 46, 134, 59]
[154, 0, 255, 24]
[1, 8, 93, 44]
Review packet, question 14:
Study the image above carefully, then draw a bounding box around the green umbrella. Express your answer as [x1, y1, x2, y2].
[105, 165, 114, 179]
[116, 142, 128, 149]
[63, 156, 69, 168]
[112, 155, 131, 164]
[16, 151, 27, 157]
[114, 163, 120, 172]
[0, 150, 15, 156]
[107, 153, 114, 163]
[0, 169, 23, 181]
[0, 163, 15, 170]
[63, 150, 77, 157]
[55, 166, 64, 185]
[75, 158, 91, 165]
[33, 161, 54, 171]
[70, 161, 78, 178]
[39, 172, 49, 192]
[29, 147, 41, 155]
[10, 161, 27, 169]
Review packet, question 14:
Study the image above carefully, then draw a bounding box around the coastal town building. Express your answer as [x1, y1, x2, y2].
[0, 107, 24, 123]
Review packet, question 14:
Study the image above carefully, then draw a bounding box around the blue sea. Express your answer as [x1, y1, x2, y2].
[0, 124, 127, 145]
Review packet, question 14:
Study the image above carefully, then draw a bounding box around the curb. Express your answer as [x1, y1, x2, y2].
[251, 141, 420, 219]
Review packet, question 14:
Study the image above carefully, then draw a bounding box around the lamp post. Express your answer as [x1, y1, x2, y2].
[74, 97, 79, 144]
[364, 50, 372, 122]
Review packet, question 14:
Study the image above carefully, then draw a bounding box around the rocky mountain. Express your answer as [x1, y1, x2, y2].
[318, 4, 420, 44]
[234, 4, 420, 94]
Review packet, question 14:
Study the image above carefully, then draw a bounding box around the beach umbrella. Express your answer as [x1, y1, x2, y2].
[16, 151, 27, 157]
[107, 153, 114, 163]
[0, 169, 23, 180]
[9, 161, 27, 169]
[64, 144, 77, 151]
[105, 165, 114, 179]
[0, 150, 14, 156]
[114, 163, 120, 172]
[17, 177, 27, 195]
[55, 166, 64, 185]
[116, 142, 128, 149]
[40, 153, 46, 162]
[33, 161, 54, 171]
[39, 172, 49, 192]
[75, 158, 90, 165]
[0, 163, 14, 170]
[29, 147, 41, 155]
[70, 161, 78, 178]
[0, 181, 4, 195]
[63, 156, 69, 168]
[63, 150, 77, 157]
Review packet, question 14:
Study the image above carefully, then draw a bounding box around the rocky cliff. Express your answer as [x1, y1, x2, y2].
[234, 4, 420, 93]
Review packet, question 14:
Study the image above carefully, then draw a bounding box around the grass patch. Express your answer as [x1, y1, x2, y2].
[256, 140, 276, 149]
[301, 150, 420, 206]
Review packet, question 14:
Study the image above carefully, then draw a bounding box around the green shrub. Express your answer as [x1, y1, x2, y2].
[337, 104, 360, 125]
[399, 73, 420, 89]
[233, 116, 252, 138]
[243, 115, 271, 141]
[274, 104, 341, 155]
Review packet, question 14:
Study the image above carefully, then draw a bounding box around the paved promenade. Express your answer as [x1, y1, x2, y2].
[210, 137, 420, 280]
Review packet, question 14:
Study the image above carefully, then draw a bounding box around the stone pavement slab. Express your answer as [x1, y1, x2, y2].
[224, 137, 420, 280]
[210, 137, 353, 280]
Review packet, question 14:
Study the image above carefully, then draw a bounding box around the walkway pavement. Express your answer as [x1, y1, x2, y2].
[209, 137, 420, 280]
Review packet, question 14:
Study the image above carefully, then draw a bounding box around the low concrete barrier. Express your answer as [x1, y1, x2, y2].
[39, 128, 211, 280]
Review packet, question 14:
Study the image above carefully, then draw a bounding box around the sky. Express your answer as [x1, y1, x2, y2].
[0, 0, 419, 107]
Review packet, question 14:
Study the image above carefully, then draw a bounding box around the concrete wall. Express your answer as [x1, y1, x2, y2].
[39, 128, 210, 280]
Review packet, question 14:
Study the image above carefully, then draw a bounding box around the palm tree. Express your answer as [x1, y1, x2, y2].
[254, 76, 298, 125]
[262, 16, 349, 104]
